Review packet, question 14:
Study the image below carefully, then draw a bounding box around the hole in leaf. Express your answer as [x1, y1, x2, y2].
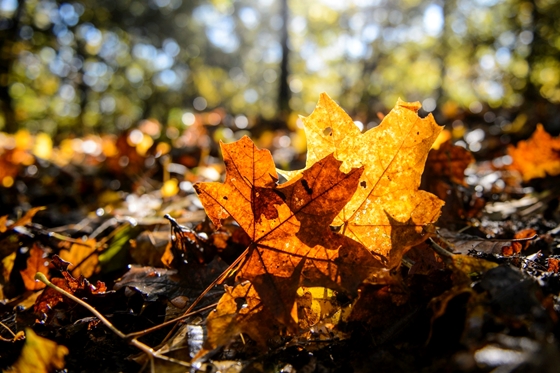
[323, 127, 332, 136]
[360, 181, 367, 188]
[235, 297, 247, 312]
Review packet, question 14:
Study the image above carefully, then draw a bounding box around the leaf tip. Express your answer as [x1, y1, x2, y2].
[396, 98, 422, 112]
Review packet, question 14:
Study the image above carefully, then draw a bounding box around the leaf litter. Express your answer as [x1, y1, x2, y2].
[1, 95, 560, 372]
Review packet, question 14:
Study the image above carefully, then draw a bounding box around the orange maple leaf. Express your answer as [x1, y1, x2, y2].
[508, 124, 560, 181]
[194, 136, 382, 326]
[279, 94, 444, 267]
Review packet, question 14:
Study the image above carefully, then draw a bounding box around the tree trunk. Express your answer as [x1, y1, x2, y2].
[278, 0, 291, 120]
[0, 0, 25, 133]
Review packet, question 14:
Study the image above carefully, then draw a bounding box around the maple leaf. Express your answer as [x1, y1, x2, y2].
[279, 93, 444, 267]
[194, 136, 381, 326]
[508, 124, 560, 181]
[8, 328, 68, 373]
[20, 243, 49, 291]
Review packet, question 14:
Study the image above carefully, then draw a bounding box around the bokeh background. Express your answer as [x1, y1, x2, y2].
[1, 0, 560, 213]
[1, 0, 559, 138]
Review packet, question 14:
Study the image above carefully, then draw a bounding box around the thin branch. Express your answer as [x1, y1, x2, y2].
[34, 273, 191, 368]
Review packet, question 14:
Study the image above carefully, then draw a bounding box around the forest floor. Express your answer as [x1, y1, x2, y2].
[2, 110, 560, 373]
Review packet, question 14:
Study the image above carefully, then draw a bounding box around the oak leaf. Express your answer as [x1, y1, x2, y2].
[7, 328, 68, 373]
[279, 94, 444, 267]
[508, 124, 560, 181]
[194, 136, 381, 326]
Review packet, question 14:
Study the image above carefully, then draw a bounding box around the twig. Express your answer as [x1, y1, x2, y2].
[157, 245, 249, 347]
[428, 238, 454, 261]
[125, 302, 218, 340]
[35, 273, 191, 369]
[0, 320, 19, 342]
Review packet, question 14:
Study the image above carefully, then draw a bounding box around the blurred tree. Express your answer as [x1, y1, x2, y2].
[0, 0, 559, 139]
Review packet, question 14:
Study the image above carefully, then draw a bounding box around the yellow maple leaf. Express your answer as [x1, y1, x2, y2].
[280, 93, 444, 267]
[6, 328, 68, 373]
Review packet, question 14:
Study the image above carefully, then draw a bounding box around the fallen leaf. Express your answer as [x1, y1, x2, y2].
[59, 238, 98, 278]
[161, 215, 210, 268]
[195, 136, 381, 326]
[34, 255, 107, 319]
[8, 328, 68, 373]
[548, 258, 560, 273]
[508, 124, 560, 181]
[405, 242, 445, 276]
[130, 231, 169, 267]
[20, 244, 49, 291]
[427, 249, 498, 342]
[202, 281, 279, 353]
[424, 140, 474, 187]
[279, 94, 444, 267]
[501, 229, 538, 256]
[115, 259, 227, 320]
[0, 215, 7, 233]
[437, 228, 537, 255]
[2, 251, 16, 283]
[295, 287, 345, 332]
[4, 206, 45, 231]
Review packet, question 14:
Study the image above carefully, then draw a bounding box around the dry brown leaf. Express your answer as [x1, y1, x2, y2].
[20, 244, 49, 291]
[34, 255, 107, 318]
[202, 281, 279, 352]
[7, 328, 68, 373]
[508, 124, 560, 181]
[437, 228, 537, 255]
[501, 229, 538, 256]
[279, 94, 444, 267]
[194, 136, 381, 327]
[548, 258, 560, 273]
[424, 140, 474, 187]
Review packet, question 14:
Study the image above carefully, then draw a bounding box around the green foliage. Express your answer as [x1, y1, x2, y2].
[0, 0, 559, 135]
